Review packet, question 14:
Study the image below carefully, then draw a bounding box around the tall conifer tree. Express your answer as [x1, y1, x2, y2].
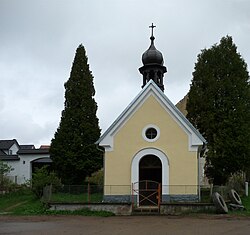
[187, 36, 250, 185]
[50, 44, 102, 184]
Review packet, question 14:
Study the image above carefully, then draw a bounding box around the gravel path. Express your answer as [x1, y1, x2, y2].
[0, 215, 250, 235]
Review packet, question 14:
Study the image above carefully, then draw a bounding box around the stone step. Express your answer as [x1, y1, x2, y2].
[132, 206, 159, 215]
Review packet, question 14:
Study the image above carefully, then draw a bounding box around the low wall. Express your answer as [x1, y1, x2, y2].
[103, 195, 132, 203]
[49, 202, 132, 216]
[103, 194, 198, 203]
[160, 202, 216, 215]
[49, 202, 216, 216]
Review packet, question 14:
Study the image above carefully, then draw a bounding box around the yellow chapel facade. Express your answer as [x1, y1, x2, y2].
[97, 26, 206, 204]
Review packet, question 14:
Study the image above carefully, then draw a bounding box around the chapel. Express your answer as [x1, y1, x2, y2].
[97, 24, 206, 205]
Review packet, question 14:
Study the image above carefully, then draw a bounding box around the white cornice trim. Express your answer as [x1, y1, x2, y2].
[97, 80, 206, 152]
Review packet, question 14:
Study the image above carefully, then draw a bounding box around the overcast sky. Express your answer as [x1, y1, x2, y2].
[0, 0, 249, 147]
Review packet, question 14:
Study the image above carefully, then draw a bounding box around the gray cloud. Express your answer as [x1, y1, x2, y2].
[0, 0, 249, 146]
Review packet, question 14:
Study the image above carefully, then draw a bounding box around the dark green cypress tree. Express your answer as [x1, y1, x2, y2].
[187, 36, 250, 185]
[50, 44, 102, 184]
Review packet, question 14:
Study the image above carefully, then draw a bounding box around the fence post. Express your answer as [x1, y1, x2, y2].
[198, 184, 201, 202]
[88, 183, 90, 203]
[210, 184, 213, 197]
[158, 183, 161, 212]
[42, 186, 46, 202]
[49, 184, 52, 202]
[131, 183, 134, 211]
[245, 182, 249, 197]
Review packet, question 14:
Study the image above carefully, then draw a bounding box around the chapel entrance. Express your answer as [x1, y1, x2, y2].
[138, 155, 162, 206]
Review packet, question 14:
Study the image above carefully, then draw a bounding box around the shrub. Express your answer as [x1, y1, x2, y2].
[0, 160, 14, 192]
[86, 168, 103, 185]
[31, 166, 61, 199]
[226, 172, 245, 195]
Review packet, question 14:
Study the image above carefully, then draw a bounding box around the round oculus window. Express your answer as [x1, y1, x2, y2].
[142, 125, 160, 142]
[145, 128, 157, 140]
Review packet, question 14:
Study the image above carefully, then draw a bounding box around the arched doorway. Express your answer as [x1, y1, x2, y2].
[139, 155, 162, 183]
[31, 158, 52, 174]
[131, 148, 169, 206]
[138, 155, 162, 206]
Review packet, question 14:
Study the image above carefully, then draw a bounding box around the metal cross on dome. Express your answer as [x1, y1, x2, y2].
[149, 23, 156, 37]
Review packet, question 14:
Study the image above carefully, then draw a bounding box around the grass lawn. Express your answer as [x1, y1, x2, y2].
[229, 192, 250, 216]
[0, 189, 112, 216]
[0, 189, 44, 215]
[50, 192, 103, 203]
[1, 188, 250, 216]
[242, 195, 250, 210]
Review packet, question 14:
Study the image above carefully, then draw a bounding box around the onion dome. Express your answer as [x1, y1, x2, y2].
[142, 36, 164, 66]
[139, 23, 167, 92]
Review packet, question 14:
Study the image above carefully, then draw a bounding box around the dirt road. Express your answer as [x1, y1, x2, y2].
[0, 215, 250, 235]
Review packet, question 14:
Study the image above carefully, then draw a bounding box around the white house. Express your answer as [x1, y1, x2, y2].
[0, 139, 51, 184]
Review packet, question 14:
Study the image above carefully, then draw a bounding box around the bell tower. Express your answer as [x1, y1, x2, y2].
[139, 24, 167, 91]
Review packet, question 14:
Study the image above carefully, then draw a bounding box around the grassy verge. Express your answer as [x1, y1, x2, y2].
[229, 193, 250, 216]
[44, 208, 114, 216]
[50, 192, 103, 203]
[1, 188, 249, 216]
[0, 189, 44, 215]
[0, 189, 113, 216]
[200, 187, 250, 216]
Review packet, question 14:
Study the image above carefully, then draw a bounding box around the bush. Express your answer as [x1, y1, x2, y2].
[31, 166, 61, 199]
[0, 160, 15, 192]
[0, 177, 16, 193]
[226, 172, 245, 195]
[86, 168, 103, 185]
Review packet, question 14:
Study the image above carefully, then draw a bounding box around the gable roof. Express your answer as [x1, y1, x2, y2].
[17, 148, 50, 155]
[0, 139, 19, 150]
[96, 80, 206, 150]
